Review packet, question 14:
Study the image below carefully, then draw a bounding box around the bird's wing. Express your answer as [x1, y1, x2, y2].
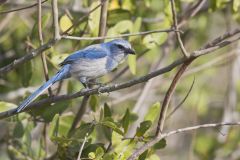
[60, 45, 108, 66]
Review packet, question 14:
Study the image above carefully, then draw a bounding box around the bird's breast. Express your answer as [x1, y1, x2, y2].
[69, 57, 118, 79]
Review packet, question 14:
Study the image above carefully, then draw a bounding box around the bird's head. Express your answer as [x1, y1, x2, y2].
[105, 39, 135, 55]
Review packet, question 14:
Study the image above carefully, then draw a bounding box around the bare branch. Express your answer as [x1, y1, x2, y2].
[0, 0, 48, 15]
[51, 0, 61, 40]
[62, 28, 177, 41]
[170, 0, 189, 57]
[127, 121, 240, 160]
[38, 0, 52, 96]
[156, 60, 193, 136]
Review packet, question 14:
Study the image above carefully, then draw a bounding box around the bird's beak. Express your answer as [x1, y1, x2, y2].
[127, 48, 136, 55]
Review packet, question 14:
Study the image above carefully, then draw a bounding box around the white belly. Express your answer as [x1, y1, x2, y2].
[70, 58, 113, 79]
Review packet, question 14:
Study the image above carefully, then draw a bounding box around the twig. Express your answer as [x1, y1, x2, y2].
[38, 0, 52, 96]
[156, 59, 193, 136]
[0, 0, 48, 15]
[77, 133, 89, 160]
[0, 29, 239, 119]
[127, 121, 240, 160]
[98, 0, 109, 42]
[51, 0, 61, 40]
[170, 0, 189, 57]
[62, 28, 177, 40]
[178, 0, 207, 27]
[166, 77, 195, 119]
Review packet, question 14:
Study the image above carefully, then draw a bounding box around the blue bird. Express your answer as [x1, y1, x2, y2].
[16, 39, 135, 113]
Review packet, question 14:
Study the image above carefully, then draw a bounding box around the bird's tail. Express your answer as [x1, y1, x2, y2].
[16, 65, 71, 113]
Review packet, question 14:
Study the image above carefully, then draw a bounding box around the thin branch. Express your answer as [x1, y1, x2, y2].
[98, 0, 109, 42]
[156, 59, 193, 136]
[166, 77, 195, 119]
[0, 0, 48, 15]
[77, 133, 89, 160]
[62, 28, 177, 41]
[170, 0, 189, 57]
[51, 0, 61, 40]
[0, 39, 56, 77]
[38, 0, 52, 96]
[127, 121, 240, 160]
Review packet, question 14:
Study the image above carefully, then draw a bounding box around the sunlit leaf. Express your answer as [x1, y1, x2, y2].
[60, 14, 73, 33]
[0, 101, 16, 112]
[128, 54, 136, 75]
[144, 102, 160, 122]
[89, 95, 99, 112]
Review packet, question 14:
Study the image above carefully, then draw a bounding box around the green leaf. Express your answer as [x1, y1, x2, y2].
[13, 121, 24, 138]
[121, 109, 130, 133]
[107, 9, 131, 25]
[60, 14, 73, 33]
[138, 150, 148, 160]
[0, 101, 16, 112]
[144, 102, 160, 122]
[58, 114, 74, 137]
[136, 120, 152, 137]
[129, 17, 142, 41]
[143, 33, 168, 49]
[95, 147, 104, 159]
[48, 114, 59, 139]
[21, 61, 32, 87]
[128, 54, 136, 75]
[100, 118, 124, 135]
[104, 103, 112, 118]
[72, 123, 94, 138]
[88, 152, 95, 159]
[153, 138, 167, 150]
[89, 95, 99, 112]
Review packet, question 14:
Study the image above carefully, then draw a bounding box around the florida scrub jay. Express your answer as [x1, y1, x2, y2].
[16, 39, 135, 113]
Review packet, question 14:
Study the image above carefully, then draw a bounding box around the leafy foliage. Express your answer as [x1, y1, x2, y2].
[0, 0, 240, 160]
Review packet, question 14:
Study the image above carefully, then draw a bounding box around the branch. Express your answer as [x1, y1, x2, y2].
[155, 59, 193, 136]
[51, 0, 61, 40]
[0, 0, 48, 15]
[0, 39, 56, 77]
[0, 29, 239, 119]
[62, 28, 177, 40]
[170, 0, 189, 57]
[38, 0, 52, 96]
[127, 121, 240, 160]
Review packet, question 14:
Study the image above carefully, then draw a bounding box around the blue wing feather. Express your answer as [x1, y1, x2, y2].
[60, 44, 108, 66]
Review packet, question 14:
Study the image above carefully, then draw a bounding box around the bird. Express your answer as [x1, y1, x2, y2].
[16, 39, 135, 113]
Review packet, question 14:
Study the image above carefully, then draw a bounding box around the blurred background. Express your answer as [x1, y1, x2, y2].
[0, 0, 240, 160]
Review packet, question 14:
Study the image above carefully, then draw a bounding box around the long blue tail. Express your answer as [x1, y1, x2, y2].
[16, 65, 71, 113]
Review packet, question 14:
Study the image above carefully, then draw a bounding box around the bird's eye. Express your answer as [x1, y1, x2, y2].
[116, 44, 125, 49]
